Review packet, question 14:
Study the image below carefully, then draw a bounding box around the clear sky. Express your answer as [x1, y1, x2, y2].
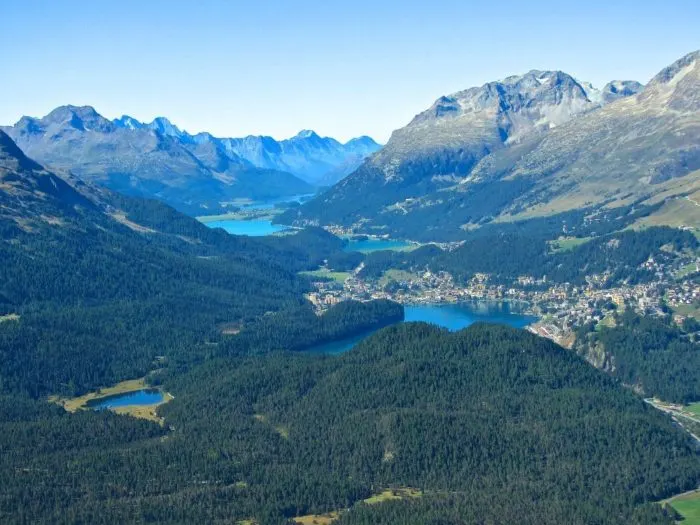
[2, 0, 698, 142]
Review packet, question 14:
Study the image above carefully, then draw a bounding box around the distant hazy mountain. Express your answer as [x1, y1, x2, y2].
[215, 131, 381, 185]
[1, 107, 314, 214]
[281, 51, 700, 241]
[109, 116, 380, 185]
[1, 108, 379, 214]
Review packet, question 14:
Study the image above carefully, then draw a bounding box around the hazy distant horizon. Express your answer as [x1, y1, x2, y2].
[3, 0, 699, 142]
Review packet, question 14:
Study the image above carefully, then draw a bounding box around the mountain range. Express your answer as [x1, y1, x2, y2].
[281, 51, 700, 241]
[111, 115, 380, 185]
[1, 108, 380, 214]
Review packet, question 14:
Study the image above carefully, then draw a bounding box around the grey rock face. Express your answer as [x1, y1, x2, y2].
[286, 51, 699, 238]
[601, 81, 644, 103]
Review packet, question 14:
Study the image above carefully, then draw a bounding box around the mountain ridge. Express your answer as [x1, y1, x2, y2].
[2, 107, 380, 213]
[1, 107, 312, 214]
[281, 51, 699, 241]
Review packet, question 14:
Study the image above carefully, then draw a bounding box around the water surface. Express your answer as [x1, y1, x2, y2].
[309, 302, 536, 355]
[344, 237, 413, 253]
[87, 389, 164, 410]
[207, 219, 288, 236]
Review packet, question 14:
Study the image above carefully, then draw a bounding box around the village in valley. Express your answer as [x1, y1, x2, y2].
[305, 252, 700, 349]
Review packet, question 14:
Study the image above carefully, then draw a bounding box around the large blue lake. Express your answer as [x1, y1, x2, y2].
[309, 302, 537, 354]
[343, 237, 414, 253]
[206, 219, 288, 236]
[87, 389, 164, 410]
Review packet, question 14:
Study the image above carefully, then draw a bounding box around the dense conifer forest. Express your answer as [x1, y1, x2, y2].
[1, 324, 696, 524]
[0, 184, 392, 397]
[576, 310, 700, 403]
[356, 226, 697, 287]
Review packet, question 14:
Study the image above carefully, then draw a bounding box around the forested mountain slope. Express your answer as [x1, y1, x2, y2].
[0, 131, 383, 397]
[1, 323, 696, 524]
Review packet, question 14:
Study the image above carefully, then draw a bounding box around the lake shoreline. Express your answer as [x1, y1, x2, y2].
[305, 301, 538, 355]
[49, 378, 173, 425]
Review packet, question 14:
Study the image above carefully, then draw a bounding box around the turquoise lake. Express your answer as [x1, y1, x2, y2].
[309, 302, 537, 354]
[87, 389, 164, 410]
[343, 237, 414, 253]
[206, 219, 288, 236]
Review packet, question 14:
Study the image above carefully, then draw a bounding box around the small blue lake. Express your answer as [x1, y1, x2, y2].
[343, 237, 414, 253]
[87, 389, 164, 410]
[309, 302, 537, 355]
[206, 219, 288, 236]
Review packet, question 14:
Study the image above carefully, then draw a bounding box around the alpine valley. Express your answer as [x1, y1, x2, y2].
[1, 40, 700, 525]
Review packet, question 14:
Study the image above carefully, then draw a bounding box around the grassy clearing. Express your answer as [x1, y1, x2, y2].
[299, 269, 351, 283]
[50, 378, 172, 425]
[293, 512, 341, 524]
[666, 490, 700, 524]
[379, 269, 419, 287]
[363, 488, 422, 505]
[292, 488, 422, 524]
[672, 303, 700, 321]
[595, 314, 617, 331]
[51, 378, 148, 412]
[253, 414, 289, 439]
[683, 403, 700, 418]
[548, 236, 593, 253]
[677, 262, 699, 279]
[631, 197, 700, 231]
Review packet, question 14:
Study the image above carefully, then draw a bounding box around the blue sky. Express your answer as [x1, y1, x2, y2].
[2, 0, 698, 142]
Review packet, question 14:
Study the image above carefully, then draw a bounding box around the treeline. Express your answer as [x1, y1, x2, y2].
[2, 323, 697, 524]
[576, 310, 700, 403]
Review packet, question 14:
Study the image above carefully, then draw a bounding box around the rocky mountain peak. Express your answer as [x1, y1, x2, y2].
[641, 50, 700, 111]
[601, 80, 644, 103]
[406, 69, 598, 148]
[344, 135, 380, 151]
[146, 117, 182, 137]
[41, 105, 114, 132]
[113, 115, 144, 130]
[286, 49, 699, 239]
[294, 129, 320, 140]
[647, 50, 700, 87]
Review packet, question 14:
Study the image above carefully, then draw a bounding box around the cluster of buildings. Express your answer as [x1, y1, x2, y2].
[305, 252, 699, 347]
